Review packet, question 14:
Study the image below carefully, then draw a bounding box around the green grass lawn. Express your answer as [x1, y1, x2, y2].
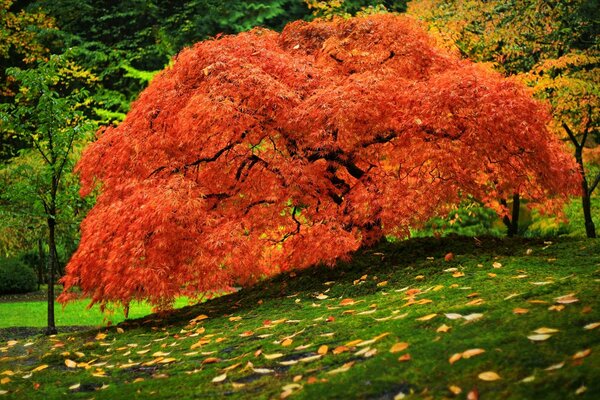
[0, 298, 191, 328]
[0, 236, 598, 399]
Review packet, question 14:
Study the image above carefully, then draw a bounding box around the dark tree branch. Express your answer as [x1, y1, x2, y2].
[562, 122, 580, 148]
[589, 173, 600, 196]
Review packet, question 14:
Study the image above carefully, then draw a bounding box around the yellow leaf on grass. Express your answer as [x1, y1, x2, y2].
[327, 361, 355, 374]
[528, 334, 551, 341]
[65, 359, 77, 368]
[317, 345, 328, 355]
[452, 272, 465, 278]
[377, 281, 388, 287]
[95, 333, 107, 340]
[152, 351, 170, 357]
[466, 299, 484, 306]
[544, 362, 564, 371]
[158, 358, 177, 364]
[513, 308, 529, 314]
[416, 314, 437, 321]
[555, 294, 578, 304]
[548, 305, 565, 311]
[584, 322, 600, 330]
[0, 371, 13, 376]
[212, 373, 227, 383]
[345, 339, 363, 347]
[316, 294, 328, 300]
[533, 327, 559, 334]
[389, 343, 409, 353]
[462, 349, 485, 359]
[398, 353, 411, 362]
[263, 353, 284, 360]
[572, 349, 591, 360]
[229, 316, 242, 322]
[281, 339, 293, 347]
[449, 353, 462, 364]
[190, 339, 210, 349]
[0, 378, 10, 385]
[116, 327, 124, 334]
[68, 383, 80, 390]
[191, 314, 209, 323]
[437, 324, 451, 333]
[448, 385, 462, 395]
[492, 262, 502, 269]
[488, 273, 497, 278]
[478, 371, 501, 381]
[31, 365, 48, 373]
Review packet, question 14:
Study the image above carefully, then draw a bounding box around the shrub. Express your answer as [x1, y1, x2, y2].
[0, 257, 38, 294]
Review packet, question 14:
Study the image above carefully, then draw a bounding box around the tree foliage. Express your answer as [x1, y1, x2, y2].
[60, 15, 579, 309]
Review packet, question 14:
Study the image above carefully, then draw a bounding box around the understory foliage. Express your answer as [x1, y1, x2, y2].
[61, 15, 579, 310]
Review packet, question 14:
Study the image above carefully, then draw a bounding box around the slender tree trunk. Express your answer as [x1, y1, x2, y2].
[575, 147, 596, 238]
[37, 238, 45, 290]
[45, 216, 58, 335]
[501, 194, 520, 237]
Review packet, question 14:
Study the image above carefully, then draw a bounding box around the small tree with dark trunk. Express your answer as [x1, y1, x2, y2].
[0, 54, 93, 334]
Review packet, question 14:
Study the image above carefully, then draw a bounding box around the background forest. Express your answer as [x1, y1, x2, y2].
[0, 0, 598, 292]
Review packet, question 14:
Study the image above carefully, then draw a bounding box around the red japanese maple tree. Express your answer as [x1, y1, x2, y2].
[60, 14, 579, 309]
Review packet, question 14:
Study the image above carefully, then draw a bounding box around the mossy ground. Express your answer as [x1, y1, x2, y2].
[0, 236, 599, 399]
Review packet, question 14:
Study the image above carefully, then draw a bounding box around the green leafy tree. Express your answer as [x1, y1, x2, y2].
[0, 53, 94, 334]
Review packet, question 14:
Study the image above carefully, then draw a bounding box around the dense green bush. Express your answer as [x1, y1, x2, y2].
[0, 258, 38, 294]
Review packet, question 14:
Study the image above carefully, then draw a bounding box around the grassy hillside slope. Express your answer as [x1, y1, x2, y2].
[0, 237, 599, 399]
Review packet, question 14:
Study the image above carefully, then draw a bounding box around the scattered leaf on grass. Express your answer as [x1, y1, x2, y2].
[533, 328, 559, 334]
[555, 294, 579, 304]
[390, 343, 409, 353]
[31, 365, 48, 373]
[448, 385, 462, 395]
[64, 359, 77, 368]
[68, 383, 80, 390]
[437, 324, 451, 333]
[478, 371, 501, 381]
[317, 345, 328, 355]
[492, 262, 502, 269]
[572, 349, 591, 360]
[462, 349, 485, 359]
[544, 362, 564, 371]
[316, 294, 329, 300]
[333, 346, 349, 355]
[463, 313, 484, 322]
[281, 339, 293, 347]
[95, 333, 107, 340]
[417, 313, 437, 321]
[521, 375, 535, 383]
[528, 334, 551, 341]
[513, 308, 529, 314]
[584, 322, 600, 330]
[398, 353, 411, 362]
[575, 385, 587, 395]
[449, 353, 462, 364]
[339, 299, 355, 306]
[445, 313, 463, 320]
[212, 373, 227, 383]
[452, 272, 465, 278]
[191, 314, 209, 323]
[264, 353, 284, 360]
[377, 281, 388, 287]
[0, 378, 10, 385]
[327, 361, 354, 374]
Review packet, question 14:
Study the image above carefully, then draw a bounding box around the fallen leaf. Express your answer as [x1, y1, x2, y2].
[397, 353, 411, 362]
[339, 299, 355, 306]
[448, 385, 462, 395]
[492, 262, 502, 269]
[478, 371, 501, 381]
[264, 353, 284, 360]
[64, 359, 77, 369]
[521, 375, 535, 383]
[416, 313, 437, 321]
[487, 273, 497, 278]
[575, 385, 587, 395]
[463, 313, 484, 322]
[212, 373, 227, 383]
[414, 275, 425, 280]
[445, 313, 463, 320]
[462, 349, 485, 359]
[68, 383, 80, 390]
[444, 252, 454, 261]
[190, 314, 209, 323]
[544, 362, 564, 371]
[316, 294, 329, 300]
[202, 357, 220, 364]
[466, 299, 484, 306]
[513, 308, 529, 314]
[467, 388, 479, 400]
[452, 272, 465, 278]
[584, 322, 600, 330]
[533, 327, 559, 334]
[449, 353, 462, 364]
[548, 305, 565, 312]
[229, 316, 242, 321]
[95, 333, 107, 340]
[252, 367, 274, 374]
[299, 355, 322, 363]
[390, 343, 409, 353]
[528, 334, 551, 341]
[377, 281, 388, 287]
[0, 378, 10, 385]
[281, 339, 293, 347]
[555, 294, 579, 304]
[31, 365, 48, 373]
[327, 361, 355, 374]
[0, 371, 13, 377]
[572, 349, 591, 360]
[152, 351, 171, 357]
[158, 358, 177, 364]
[333, 346, 349, 354]
[317, 345, 328, 355]
[116, 327, 124, 334]
[437, 324, 451, 333]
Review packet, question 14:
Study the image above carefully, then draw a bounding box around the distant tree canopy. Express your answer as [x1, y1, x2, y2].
[61, 15, 579, 310]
